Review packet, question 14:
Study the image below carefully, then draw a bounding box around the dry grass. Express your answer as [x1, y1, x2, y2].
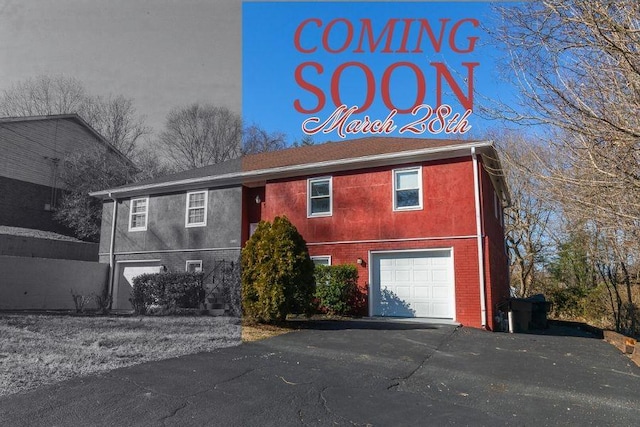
[241, 322, 296, 342]
[0, 314, 241, 397]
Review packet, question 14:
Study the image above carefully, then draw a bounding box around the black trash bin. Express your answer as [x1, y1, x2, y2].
[528, 294, 551, 329]
[509, 294, 551, 332]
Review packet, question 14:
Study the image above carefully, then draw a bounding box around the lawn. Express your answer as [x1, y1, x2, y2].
[0, 314, 246, 397]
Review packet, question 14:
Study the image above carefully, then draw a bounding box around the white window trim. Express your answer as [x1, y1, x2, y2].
[128, 197, 149, 232]
[307, 177, 333, 218]
[185, 190, 208, 228]
[392, 167, 423, 211]
[311, 255, 332, 266]
[185, 260, 203, 272]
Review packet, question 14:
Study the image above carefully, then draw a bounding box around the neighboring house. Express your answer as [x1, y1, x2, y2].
[0, 114, 134, 243]
[91, 137, 510, 330]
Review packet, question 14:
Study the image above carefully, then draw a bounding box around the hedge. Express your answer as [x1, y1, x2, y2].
[314, 264, 360, 315]
[130, 271, 205, 315]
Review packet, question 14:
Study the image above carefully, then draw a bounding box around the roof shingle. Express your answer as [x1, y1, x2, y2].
[241, 137, 475, 171]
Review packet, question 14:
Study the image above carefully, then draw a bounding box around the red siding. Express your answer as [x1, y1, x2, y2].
[241, 187, 264, 244]
[306, 238, 482, 327]
[262, 157, 477, 241]
[479, 161, 511, 330]
[241, 155, 509, 330]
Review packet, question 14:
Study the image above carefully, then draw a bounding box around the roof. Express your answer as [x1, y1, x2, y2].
[112, 157, 243, 190]
[91, 137, 509, 203]
[0, 114, 136, 169]
[0, 226, 86, 243]
[241, 137, 472, 171]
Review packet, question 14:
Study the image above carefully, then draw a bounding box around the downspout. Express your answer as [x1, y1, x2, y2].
[108, 193, 118, 309]
[471, 147, 487, 328]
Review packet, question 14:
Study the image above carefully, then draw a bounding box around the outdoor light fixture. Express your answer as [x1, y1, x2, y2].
[356, 257, 364, 265]
[255, 195, 261, 204]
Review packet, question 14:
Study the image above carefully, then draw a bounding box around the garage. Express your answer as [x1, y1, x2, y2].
[370, 250, 455, 319]
[113, 260, 163, 310]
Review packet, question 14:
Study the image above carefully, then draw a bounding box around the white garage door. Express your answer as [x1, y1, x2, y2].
[371, 250, 454, 318]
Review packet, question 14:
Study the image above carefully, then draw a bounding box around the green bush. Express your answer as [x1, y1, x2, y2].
[130, 273, 157, 315]
[314, 264, 360, 315]
[130, 272, 205, 315]
[547, 285, 587, 318]
[241, 216, 315, 323]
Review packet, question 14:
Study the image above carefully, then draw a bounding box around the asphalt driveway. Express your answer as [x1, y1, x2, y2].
[1, 320, 639, 426]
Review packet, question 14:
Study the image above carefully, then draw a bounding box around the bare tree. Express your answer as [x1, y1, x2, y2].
[0, 75, 87, 116]
[484, 131, 553, 297]
[293, 134, 315, 148]
[487, 1, 640, 232]
[129, 145, 176, 181]
[55, 146, 135, 241]
[242, 124, 287, 154]
[485, 1, 639, 331]
[0, 74, 151, 157]
[80, 94, 151, 157]
[158, 103, 242, 170]
[503, 151, 551, 297]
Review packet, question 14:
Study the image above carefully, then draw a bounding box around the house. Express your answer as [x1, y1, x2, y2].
[0, 114, 134, 253]
[90, 137, 510, 329]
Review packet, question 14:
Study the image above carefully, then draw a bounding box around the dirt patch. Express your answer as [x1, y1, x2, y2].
[241, 321, 298, 342]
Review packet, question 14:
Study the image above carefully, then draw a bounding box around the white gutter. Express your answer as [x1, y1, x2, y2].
[107, 193, 117, 309]
[471, 147, 487, 328]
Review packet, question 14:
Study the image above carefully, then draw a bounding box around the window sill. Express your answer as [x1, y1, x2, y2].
[307, 213, 332, 218]
[185, 223, 207, 228]
[392, 206, 423, 212]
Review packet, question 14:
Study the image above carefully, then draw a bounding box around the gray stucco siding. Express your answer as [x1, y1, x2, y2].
[98, 200, 114, 255]
[113, 249, 240, 276]
[98, 186, 242, 258]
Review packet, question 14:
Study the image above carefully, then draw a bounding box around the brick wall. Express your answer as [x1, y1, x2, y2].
[262, 158, 477, 243]
[479, 160, 510, 330]
[307, 238, 484, 327]
[112, 249, 240, 276]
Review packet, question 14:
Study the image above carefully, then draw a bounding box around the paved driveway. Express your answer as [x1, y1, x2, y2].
[1, 320, 639, 426]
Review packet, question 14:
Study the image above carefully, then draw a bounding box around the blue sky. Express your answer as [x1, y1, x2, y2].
[0, 1, 520, 144]
[243, 1, 516, 144]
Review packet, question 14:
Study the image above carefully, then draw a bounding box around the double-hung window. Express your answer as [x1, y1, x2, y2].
[186, 190, 208, 227]
[308, 177, 332, 217]
[393, 167, 422, 210]
[129, 197, 148, 231]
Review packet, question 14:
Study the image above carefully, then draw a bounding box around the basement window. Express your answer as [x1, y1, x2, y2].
[308, 177, 332, 217]
[186, 191, 208, 227]
[393, 167, 422, 210]
[311, 256, 331, 266]
[185, 260, 203, 273]
[128, 197, 148, 231]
